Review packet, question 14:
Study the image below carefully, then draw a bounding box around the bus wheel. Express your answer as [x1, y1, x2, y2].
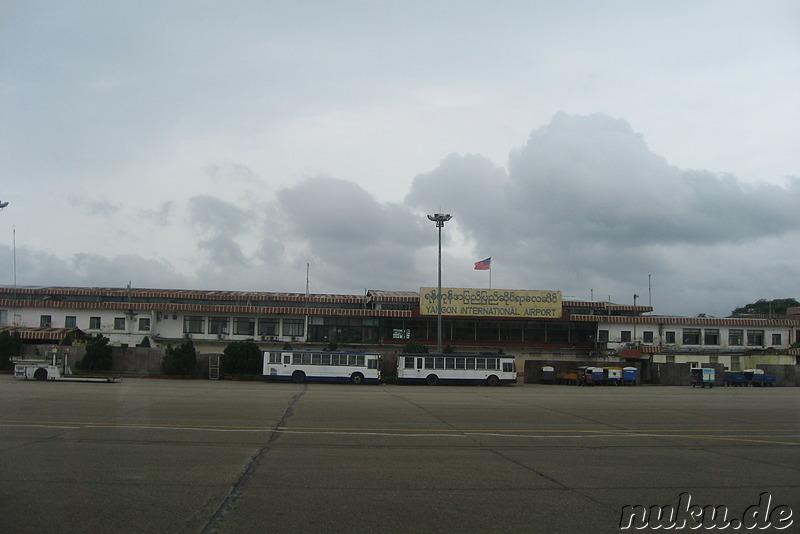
[292, 371, 306, 384]
[34, 368, 48, 381]
[350, 373, 364, 385]
[486, 375, 499, 386]
[425, 374, 439, 386]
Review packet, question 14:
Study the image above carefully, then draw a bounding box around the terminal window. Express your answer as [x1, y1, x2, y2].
[704, 329, 720, 345]
[682, 329, 701, 345]
[184, 316, 205, 334]
[282, 319, 304, 337]
[729, 329, 743, 345]
[746, 330, 764, 346]
[258, 318, 278, 336]
[209, 317, 230, 335]
[234, 317, 255, 336]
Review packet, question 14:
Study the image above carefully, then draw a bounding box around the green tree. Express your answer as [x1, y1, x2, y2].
[138, 336, 151, 348]
[402, 341, 428, 354]
[221, 340, 261, 375]
[80, 334, 113, 371]
[161, 340, 197, 375]
[59, 334, 73, 346]
[0, 330, 23, 371]
[731, 298, 800, 317]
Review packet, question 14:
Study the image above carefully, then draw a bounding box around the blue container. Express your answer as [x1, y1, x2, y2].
[622, 367, 638, 385]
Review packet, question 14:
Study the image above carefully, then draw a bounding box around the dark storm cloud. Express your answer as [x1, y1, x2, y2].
[188, 195, 252, 268]
[403, 112, 799, 314]
[4, 109, 795, 316]
[275, 176, 429, 291]
[406, 112, 800, 251]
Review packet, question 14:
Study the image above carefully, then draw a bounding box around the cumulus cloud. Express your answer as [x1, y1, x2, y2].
[274, 175, 429, 292]
[5, 112, 797, 316]
[403, 112, 800, 315]
[0, 246, 189, 289]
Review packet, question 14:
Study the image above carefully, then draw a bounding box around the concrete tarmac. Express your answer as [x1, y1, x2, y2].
[0, 377, 798, 533]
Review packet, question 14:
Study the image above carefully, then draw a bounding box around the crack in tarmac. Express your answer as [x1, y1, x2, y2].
[199, 386, 306, 534]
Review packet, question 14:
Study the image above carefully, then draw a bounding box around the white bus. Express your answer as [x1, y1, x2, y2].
[396, 353, 517, 386]
[263, 350, 381, 384]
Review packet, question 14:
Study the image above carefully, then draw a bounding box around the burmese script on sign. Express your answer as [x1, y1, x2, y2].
[419, 288, 562, 318]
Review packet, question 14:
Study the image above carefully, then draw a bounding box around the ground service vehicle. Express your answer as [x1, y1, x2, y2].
[396, 353, 517, 386]
[13, 357, 120, 383]
[540, 366, 555, 383]
[724, 371, 747, 386]
[577, 366, 605, 386]
[745, 369, 776, 386]
[263, 350, 381, 384]
[691, 367, 715, 388]
[546, 366, 637, 386]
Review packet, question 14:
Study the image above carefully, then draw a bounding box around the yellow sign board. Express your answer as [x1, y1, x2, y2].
[419, 287, 562, 318]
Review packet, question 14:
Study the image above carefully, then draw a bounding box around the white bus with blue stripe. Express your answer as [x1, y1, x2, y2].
[263, 350, 381, 384]
[396, 353, 517, 386]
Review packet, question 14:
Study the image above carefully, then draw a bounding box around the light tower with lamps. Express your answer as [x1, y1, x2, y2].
[427, 212, 452, 353]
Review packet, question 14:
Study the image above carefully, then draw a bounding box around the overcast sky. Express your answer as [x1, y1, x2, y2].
[1, 1, 798, 317]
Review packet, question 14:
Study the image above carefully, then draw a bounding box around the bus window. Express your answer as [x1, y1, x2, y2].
[503, 362, 514, 373]
[404, 357, 414, 369]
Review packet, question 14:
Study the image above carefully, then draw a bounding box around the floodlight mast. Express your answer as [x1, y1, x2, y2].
[427, 213, 452, 353]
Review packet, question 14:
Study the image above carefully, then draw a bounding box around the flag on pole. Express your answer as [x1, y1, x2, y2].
[474, 257, 491, 270]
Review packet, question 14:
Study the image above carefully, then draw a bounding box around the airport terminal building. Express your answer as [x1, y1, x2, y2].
[2, 285, 798, 372]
